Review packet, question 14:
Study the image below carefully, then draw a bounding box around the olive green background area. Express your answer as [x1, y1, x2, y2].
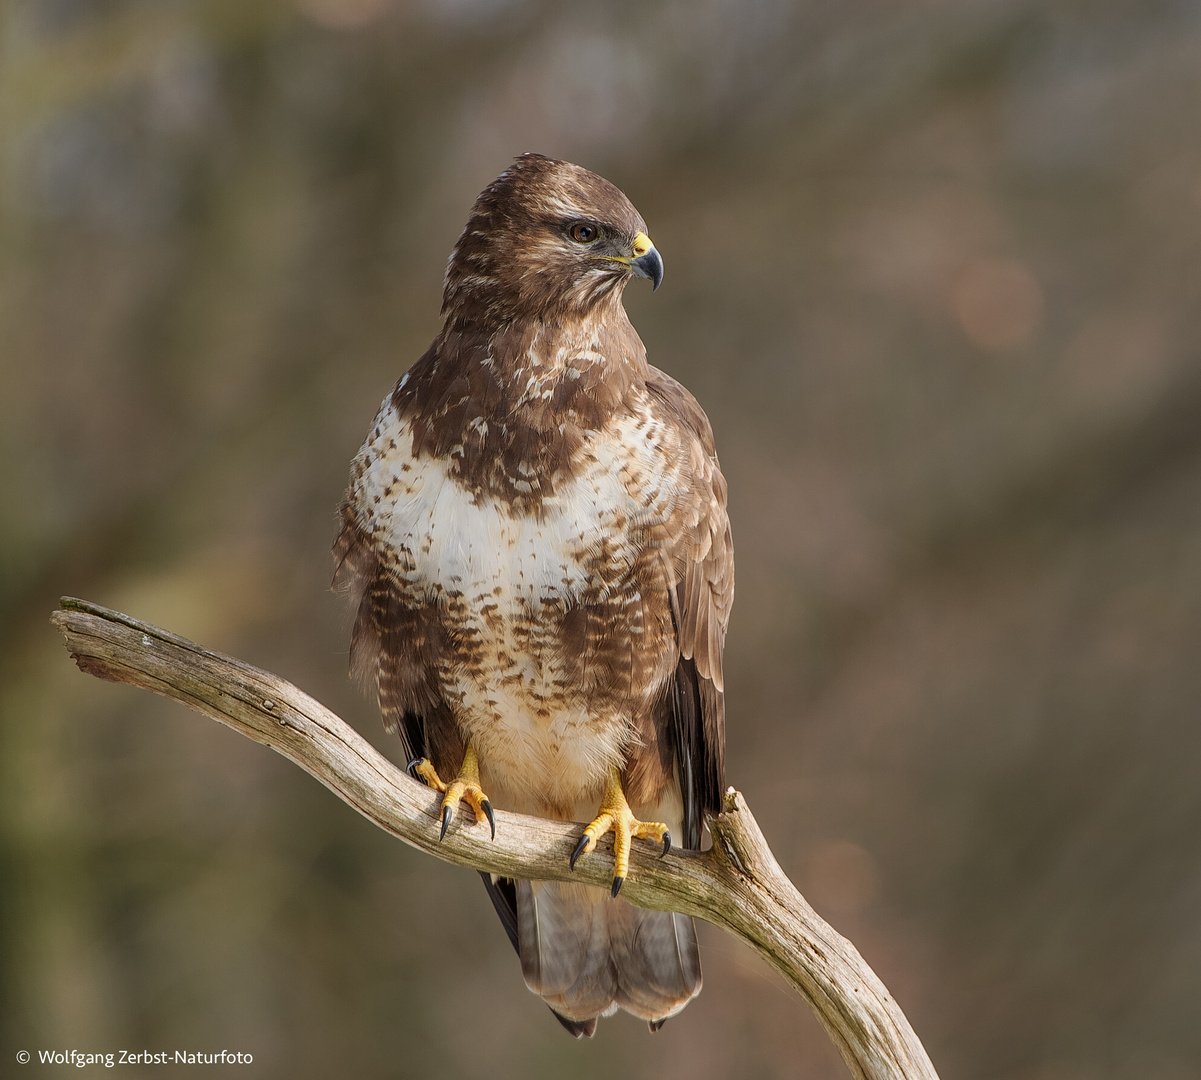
[3, 2, 1201, 1077]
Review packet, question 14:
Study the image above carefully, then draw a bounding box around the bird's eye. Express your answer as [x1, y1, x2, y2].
[569, 222, 600, 244]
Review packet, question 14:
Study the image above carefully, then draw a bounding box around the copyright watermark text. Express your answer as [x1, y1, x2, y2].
[16, 1049, 253, 1067]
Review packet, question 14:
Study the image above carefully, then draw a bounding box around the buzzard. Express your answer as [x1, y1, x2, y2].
[334, 154, 732, 1036]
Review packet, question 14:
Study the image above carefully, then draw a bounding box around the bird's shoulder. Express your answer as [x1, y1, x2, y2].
[643, 364, 720, 457]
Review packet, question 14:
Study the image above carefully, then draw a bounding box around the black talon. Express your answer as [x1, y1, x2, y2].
[406, 757, 425, 781]
[440, 804, 451, 841]
[611, 875, 625, 899]
[482, 799, 495, 840]
[570, 835, 590, 871]
[661, 832, 671, 858]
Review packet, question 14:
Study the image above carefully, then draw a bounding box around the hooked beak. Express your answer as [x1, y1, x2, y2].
[630, 231, 664, 291]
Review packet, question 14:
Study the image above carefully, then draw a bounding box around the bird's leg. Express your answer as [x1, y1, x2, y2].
[407, 742, 495, 841]
[570, 765, 671, 898]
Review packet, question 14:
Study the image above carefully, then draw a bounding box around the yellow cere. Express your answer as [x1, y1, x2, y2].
[632, 231, 653, 257]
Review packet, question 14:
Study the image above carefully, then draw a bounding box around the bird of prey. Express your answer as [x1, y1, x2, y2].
[334, 154, 732, 1037]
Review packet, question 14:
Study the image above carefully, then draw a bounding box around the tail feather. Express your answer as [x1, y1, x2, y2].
[550, 1010, 598, 1039]
[513, 879, 702, 1028]
[606, 895, 701, 1020]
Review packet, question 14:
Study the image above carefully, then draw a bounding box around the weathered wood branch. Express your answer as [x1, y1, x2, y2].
[51, 596, 938, 1080]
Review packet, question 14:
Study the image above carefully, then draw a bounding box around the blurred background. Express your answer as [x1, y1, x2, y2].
[3, 1, 1200, 1077]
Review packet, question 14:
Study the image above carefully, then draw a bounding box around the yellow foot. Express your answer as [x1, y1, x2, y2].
[570, 766, 671, 898]
[406, 742, 495, 841]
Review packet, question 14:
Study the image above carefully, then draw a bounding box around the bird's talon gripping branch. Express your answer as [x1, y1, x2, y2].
[406, 757, 427, 781]
[408, 744, 494, 841]
[571, 766, 670, 896]
[569, 833, 591, 871]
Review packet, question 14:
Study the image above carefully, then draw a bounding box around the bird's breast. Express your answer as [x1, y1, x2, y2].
[347, 392, 683, 814]
[351, 396, 677, 605]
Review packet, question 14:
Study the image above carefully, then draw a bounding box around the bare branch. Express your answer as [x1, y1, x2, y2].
[51, 596, 939, 1080]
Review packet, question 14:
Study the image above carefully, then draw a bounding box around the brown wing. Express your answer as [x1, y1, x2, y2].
[645, 367, 733, 849]
[332, 507, 464, 777]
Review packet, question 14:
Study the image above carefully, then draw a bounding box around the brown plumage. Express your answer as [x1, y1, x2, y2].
[334, 154, 732, 1036]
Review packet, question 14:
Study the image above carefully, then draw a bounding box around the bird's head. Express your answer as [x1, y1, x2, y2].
[442, 154, 663, 330]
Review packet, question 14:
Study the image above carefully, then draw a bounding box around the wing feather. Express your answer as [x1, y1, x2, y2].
[333, 510, 462, 775]
[644, 368, 733, 847]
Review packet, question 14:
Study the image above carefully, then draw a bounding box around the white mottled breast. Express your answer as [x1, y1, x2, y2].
[349, 391, 681, 817]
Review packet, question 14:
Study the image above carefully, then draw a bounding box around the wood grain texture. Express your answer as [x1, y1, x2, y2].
[50, 596, 939, 1080]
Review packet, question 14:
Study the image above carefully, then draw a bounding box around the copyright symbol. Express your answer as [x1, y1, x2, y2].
[16, 1050, 30, 1063]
